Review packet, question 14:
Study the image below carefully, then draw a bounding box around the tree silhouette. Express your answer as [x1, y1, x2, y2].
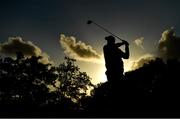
[0, 53, 54, 106]
[56, 57, 94, 103]
[82, 57, 180, 117]
[1, 52, 180, 117]
[0, 53, 94, 117]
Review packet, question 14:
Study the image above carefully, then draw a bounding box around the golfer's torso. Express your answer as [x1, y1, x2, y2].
[104, 45, 124, 70]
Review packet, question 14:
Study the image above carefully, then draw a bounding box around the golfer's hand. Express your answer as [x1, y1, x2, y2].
[122, 40, 129, 46]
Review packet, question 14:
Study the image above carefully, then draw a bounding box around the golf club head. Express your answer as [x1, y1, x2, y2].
[87, 20, 93, 25]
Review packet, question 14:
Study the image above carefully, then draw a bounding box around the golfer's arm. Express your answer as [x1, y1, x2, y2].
[115, 43, 124, 47]
[122, 44, 129, 59]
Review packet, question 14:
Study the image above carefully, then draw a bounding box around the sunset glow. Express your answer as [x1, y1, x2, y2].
[86, 58, 134, 85]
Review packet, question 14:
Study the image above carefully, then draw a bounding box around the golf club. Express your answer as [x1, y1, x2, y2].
[87, 20, 126, 42]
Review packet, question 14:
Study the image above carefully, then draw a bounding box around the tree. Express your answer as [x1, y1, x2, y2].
[56, 57, 94, 103]
[0, 52, 57, 107]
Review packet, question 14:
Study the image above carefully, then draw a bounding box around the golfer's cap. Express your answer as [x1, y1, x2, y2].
[105, 35, 115, 41]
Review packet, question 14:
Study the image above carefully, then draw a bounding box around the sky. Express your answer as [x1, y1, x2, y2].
[0, 0, 180, 84]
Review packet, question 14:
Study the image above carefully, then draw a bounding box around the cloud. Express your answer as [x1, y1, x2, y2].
[59, 34, 102, 62]
[130, 28, 180, 70]
[131, 54, 156, 70]
[158, 28, 180, 60]
[134, 37, 144, 49]
[39, 52, 53, 65]
[0, 37, 52, 64]
[0, 37, 41, 56]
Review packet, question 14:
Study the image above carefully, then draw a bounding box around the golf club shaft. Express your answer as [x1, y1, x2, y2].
[92, 21, 124, 41]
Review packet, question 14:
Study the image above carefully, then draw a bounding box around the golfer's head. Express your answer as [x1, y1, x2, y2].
[105, 35, 115, 44]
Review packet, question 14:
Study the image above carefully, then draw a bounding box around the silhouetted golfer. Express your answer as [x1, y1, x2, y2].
[103, 35, 129, 84]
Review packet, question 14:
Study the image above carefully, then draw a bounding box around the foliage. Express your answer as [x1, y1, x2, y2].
[56, 57, 94, 102]
[1, 52, 180, 117]
[85, 58, 180, 117]
[0, 52, 53, 106]
[0, 52, 94, 114]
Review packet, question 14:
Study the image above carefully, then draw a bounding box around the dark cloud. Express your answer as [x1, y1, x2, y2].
[158, 28, 180, 60]
[131, 28, 180, 70]
[0, 37, 52, 64]
[60, 34, 102, 62]
[0, 37, 41, 56]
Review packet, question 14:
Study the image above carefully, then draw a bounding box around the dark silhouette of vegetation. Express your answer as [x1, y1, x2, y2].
[0, 52, 180, 117]
[0, 52, 94, 117]
[83, 58, 180, 117]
